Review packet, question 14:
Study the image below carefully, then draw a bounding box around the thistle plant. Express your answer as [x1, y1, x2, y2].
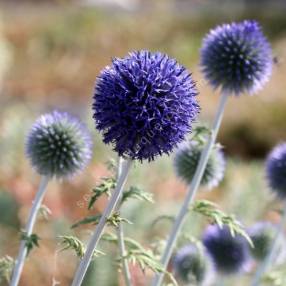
[72, 50, 199, 286]
[10, 111, 92, 286]
[252, 143, 286, 286]
[153, 20, 272, 286]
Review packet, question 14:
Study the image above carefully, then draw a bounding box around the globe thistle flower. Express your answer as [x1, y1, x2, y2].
[201, 20, 272, 95]
[26, 111, 92, 178]
[93, 50, 199, 161]
[172, 244, 212, 285]
[203, 225, 249, 274]
[266, 143, 286, 199]
[174, 141, 225, 189]
[248, 222, 278, 261]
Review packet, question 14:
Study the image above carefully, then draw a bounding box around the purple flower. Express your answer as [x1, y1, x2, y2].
[266, 143, 286, 198]
[93, 50, 199, 161]
[203, 225, 249, 274]
[26, 111, 93, 178]
[201, 20, 272, 95]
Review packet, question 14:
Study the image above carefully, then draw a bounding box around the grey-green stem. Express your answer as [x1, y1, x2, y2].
[10, 176, 50, 286]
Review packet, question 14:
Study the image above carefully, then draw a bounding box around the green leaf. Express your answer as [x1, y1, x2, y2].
[71, 213, 132, 229]
[88, 177, 116, 210]
[59, 236, 104, 259]
[0, 256, 14, 283]
[71, 214, 102, 229]
[121, 186, 154, 204]
[21, 232, 41, 255]
[101, 233, 177, 285]
[191, 200, 253, 247]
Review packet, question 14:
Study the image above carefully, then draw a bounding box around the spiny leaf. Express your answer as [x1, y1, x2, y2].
[191, 200, 253, 247]
[121, 186, 153, 204]
[0, 256, 14, 283]
[71, 213, 132, 229]
[88, 177, 116, 210]
[21, 232, 40, 255]
[59, 236, 104, 259]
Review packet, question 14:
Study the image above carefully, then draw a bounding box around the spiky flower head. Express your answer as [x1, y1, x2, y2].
[174, 141, 225, 189]
[26, 111, 92, 178]
[248, 222, 277, 261]
[172, 244, 211, 285]
[266, 143, 286, 199]
[201, 20, 272, 95]
[93, 50, 199, 161]
[203, 225, 249, 274]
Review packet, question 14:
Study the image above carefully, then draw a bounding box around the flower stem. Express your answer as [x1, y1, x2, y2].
[10, 176, 50, 286]
[251, 200, 286, 286]
[115, 157, 132, 286]
[152, 91, 228, 286]
[71, 158, 132, 286]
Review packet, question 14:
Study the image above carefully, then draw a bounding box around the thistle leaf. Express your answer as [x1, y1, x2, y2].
[59, 236, 104, 258]
[191, 200, 253, 247]
[21, 232, 41, 255]
[88, 177, 116, 210]
[121, 186, 153, 204]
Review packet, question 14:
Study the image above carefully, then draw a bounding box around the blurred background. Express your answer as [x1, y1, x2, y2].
[0, 0, 286, 285]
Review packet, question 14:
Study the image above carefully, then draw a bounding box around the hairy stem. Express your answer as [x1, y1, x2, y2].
[10, 176, 49, 286]
[152, 91, 228, 286]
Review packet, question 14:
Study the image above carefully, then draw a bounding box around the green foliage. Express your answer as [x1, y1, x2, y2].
[102, 233, 177, 285]
[0, 256, 14, 283]
[263, 267, 286, 286]
[21, 232, 40, 255]
[190, 125, 211, 144]
[88, 177, 116, 210]
[71, 213, 132, 229]
[121, 186, 154, 204]
[191, 200, 253, 247]
[59, 236, 104, 259]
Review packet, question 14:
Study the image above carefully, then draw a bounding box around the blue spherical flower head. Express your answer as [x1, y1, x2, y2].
[26, 111, 93, 179]
[174, 141, 225, 189]
[266, 143, 286, 199]
[201, 20, 272, 95]
[203, 225, 249, 274]
[248, 222, 277, 261]
[93, 50, 199, 161]
[172, 244, 211, 285]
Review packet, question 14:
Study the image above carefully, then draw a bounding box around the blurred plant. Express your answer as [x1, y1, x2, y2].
[252, 142, 286, 286]
[174, 138, 225, 189]
[263, 266, 286, 286]
[0, 191, 20, 228]
[10, 111, 92, 286]
[0, 256, 14, 284]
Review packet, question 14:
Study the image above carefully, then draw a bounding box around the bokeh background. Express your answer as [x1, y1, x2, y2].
[0, 0, 286, 285]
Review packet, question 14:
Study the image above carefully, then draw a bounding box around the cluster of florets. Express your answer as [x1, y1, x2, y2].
[174, 140, 225, 189]
[201, 20, 272, 95]
[93, 50, 199, 161]
[26, 111, 92, 178]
